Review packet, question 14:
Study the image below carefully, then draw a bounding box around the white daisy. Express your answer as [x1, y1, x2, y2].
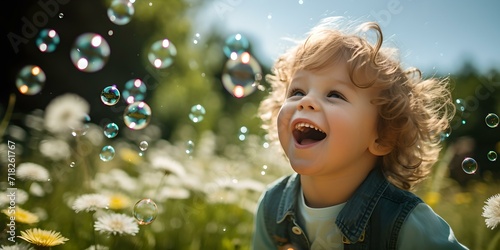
[39, 139, 71, 161]
[84, 244, 109, 250]
[482, 193, 500, 229]
[43, 93, 90, 135]
[72, 193, 110, 213]
[16, 162, 50, 182]
[94, 212, 139, 236]
[150, 154, 186, 177]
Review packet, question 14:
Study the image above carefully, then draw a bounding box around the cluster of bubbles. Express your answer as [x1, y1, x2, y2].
[460, 112, 498, 174]
[221, 33, 263, 98]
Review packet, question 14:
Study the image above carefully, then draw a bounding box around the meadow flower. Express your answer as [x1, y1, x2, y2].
[0, 243, 34, 250]
[43, 93, 90, 135]
[39, 139, 71, 161]
[84, 245, 109, 250]
[150, 154, 186, 177]
[16, 162, 50, 182]
[2, 207, 39, 224]
[0, 189, 28, 207]
[482, 193, 500, 229]
[94, 212, 139, 236]
[29, 183, 46, 197]
[72, 193, 110, 213]
[18, 228, 68, 247]
[107, 193, 132, 210]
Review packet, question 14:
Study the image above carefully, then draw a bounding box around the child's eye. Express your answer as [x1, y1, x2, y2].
[327, 91, 346, 100]
[288, 88, 305, 97]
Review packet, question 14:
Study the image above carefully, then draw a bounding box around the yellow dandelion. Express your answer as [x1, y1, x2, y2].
[18, 228, 68, 247]
[423, 191, 441, 207]
[2, 207, 39, 224]
[108, 193, 131, 210]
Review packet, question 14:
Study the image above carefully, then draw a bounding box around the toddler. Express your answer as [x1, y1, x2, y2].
[252, 17, 468, 250]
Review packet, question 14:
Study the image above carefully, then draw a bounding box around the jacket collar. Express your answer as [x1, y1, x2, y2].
[275, 167, 389, 243]
[336, 167, 389, 243]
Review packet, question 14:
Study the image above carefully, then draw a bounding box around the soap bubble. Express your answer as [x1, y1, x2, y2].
[70, 114, 91, 137]
[104, 123, 119, 138]
[36, 29, 60, 53]
[487, 151, 497, 161]
[485, 113, 499, 128]
[139, 141, 148, 151]
[222, 52, 262, 98]
[223, 33, 249, 58]
[15, 65, 46, 95]
[133, 198, 158, 225]
[122, 79, 147, 104]
[185, 140, 195, 155]
[461, 157, 478, 174]
[148, 39, 177, 69]
[238, 126, 248, 141]
[123, 101, 152, 130]
[101, 85, 121, 106]
[189, 104, 205, 123]
[107, 0, 135, 25]
[100, 145, 115, 162]
[70, 33, 110, 72]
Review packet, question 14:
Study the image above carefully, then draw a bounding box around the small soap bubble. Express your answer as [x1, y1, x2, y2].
[222, 52, 262, 98]
[485, 113, 499, 128]
[139, 141, 149, 151]
[185, 140, 195, 155]
[70, 33, 110, 72]
[455, 99, 465, 112]
[100, 145, 115, 162]
[16, 65, 46, 95]
[238, 126, 248, 141]
[104, 123, 119, 138]
[122, 79, 147, 104]
[487, 151, 497, 161]
[70, 114, 91, 137]
[133, 198, 158, 225]
[123, 101, 152, 130]
[461, 157, 478, 174]
[70, 162, 76, 168]
[193, 33, 201, 45]
[189, 104, 206, 123]
[223, 33, 250, 58]
[148, 39, 177, 69]
[58, 13, 64, 18]
[107, 0, 135, 25]
[101, 85, 121, 106]
[36, 29, 60, 53]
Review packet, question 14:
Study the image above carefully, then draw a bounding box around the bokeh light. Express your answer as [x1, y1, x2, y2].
[148, 38, 177, 69]
[36, 29, 60, 53]
[15, 65, 46, 95]
[221, 52, 262, 98]
[122, 79, 147, 104]
[70, 33, 110, 72]
[107, 0, 135, 25]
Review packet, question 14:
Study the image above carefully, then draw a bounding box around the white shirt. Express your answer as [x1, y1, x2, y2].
[298, 188, 346, 250]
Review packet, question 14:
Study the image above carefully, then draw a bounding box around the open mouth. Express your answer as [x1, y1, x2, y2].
[293, 122, 327, 145]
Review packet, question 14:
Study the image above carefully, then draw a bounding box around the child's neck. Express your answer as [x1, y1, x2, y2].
[300, 169, 373, 208]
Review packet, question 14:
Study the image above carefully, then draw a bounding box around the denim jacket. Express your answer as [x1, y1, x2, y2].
[252, 167, 468, 249]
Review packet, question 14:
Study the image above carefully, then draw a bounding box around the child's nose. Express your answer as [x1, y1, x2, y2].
[297, 96, 320, 111]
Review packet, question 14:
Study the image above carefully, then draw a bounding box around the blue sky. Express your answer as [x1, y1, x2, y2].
[193, 0, 500, 75]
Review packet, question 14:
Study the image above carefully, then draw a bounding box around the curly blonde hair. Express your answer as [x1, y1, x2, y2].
[258, 17, 455, 190]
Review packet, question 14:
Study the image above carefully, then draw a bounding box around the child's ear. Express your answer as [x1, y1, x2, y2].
[369, 138, 392, 156]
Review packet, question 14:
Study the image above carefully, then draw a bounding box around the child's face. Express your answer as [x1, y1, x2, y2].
[277, 62, 383, 177]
